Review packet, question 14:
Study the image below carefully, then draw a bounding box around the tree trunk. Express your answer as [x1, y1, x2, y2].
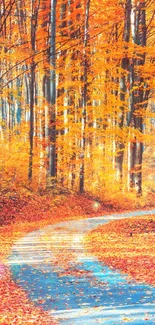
[115, 0, 131, 182]
[128, 0, 146, 195]
[28, 0, 39, 180]
[48, 0, 57, 183]
[28, 61, 35, 180]
[128, 137, 136, 188]
[16, 76, 22, 124]
[79, 0, 90, 193]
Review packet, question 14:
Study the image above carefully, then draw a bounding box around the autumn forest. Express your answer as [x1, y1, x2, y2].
[1, 0, 155, 199]
[1, 1, 155, 324]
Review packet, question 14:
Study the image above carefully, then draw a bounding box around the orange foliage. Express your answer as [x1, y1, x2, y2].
[0, 271, 56, 325]
[0, 194, 106, 324]
[86, 216, 155, 286]
[1, 193, 155, 322]
[1, 0, 155, 196]
[0, 193, 115, 261]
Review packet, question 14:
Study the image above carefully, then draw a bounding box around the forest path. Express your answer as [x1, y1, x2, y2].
[7, 210, 155, 325]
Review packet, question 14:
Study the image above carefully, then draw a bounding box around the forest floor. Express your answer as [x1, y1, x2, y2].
[85, 214, 155, 287]
[0, 191, 155, 324]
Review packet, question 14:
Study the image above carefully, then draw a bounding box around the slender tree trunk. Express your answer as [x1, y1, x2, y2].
[28, 61, 35, 180]
[115, 0, 131, 182]
[48, 0, 57, 184]
[16, 76, 22, 124]
[134, 136, 143, 195]
[57, 1, 67, 187]
[79, 0, 90, 193]
[28, 0, 39, 180]
[67, 0, 82, 191]
[128, 137, 136, 188]
[128, 0, 146, 195]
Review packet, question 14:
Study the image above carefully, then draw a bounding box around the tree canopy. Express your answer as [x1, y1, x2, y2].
[0, 0, 155, 197]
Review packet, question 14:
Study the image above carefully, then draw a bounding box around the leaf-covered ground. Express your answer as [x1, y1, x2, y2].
[0, 269, 54, 325]
[1, 192, 155, 324]
[85, 216, 155, 286]
[0, 193, 114, 325]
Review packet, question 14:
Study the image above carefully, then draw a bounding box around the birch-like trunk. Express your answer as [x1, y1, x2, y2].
[128, 0, 146, 195]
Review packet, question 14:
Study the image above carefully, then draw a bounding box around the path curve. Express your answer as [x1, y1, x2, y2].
[7, 210, 155, 325]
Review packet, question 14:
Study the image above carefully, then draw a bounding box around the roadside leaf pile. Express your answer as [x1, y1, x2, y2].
[85, 216, 155, 286]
